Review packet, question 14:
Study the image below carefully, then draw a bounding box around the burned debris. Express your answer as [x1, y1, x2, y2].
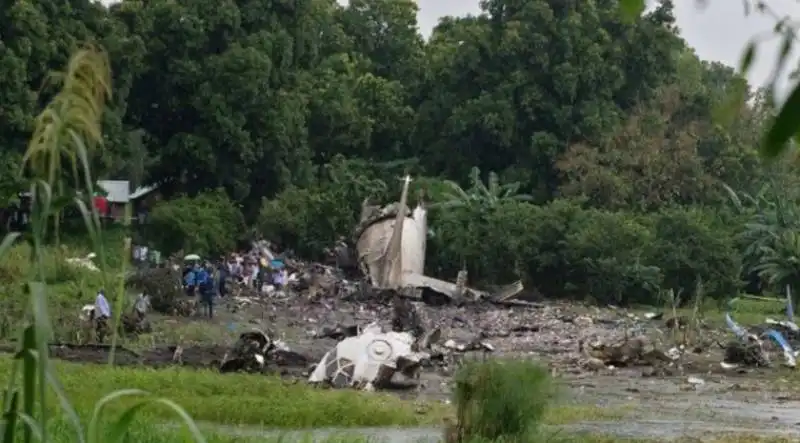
[219, 329, 309, 375]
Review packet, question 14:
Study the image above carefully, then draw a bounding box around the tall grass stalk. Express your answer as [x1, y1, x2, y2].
[453, 360, 553, 442]
[0, 45, 205, 443]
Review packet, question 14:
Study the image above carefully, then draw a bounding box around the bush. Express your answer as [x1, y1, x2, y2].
[145, 188, 245, 258]
[644, 206, 742, 302]
[258, 157, 390, 259]
[562, 208, 661, 304]
[427, 199, 740, 305]
[453, 360, 553, 442]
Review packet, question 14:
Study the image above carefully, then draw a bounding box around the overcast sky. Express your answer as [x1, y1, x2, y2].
[412, 0, 800, 94]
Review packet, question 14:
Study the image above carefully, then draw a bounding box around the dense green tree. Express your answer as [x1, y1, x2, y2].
[0, 0, 784, 305]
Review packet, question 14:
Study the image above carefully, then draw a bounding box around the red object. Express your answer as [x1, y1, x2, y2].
[93, 195, 108, 216]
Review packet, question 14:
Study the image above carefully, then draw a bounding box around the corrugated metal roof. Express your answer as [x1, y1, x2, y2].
[97, 180, 130, 203]
[129, 184, 158, 200]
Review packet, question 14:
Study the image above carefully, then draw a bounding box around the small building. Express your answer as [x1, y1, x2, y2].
[97, 180, 161, 222]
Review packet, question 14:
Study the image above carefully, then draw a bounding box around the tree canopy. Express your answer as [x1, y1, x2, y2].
[1, 0, 795, 306]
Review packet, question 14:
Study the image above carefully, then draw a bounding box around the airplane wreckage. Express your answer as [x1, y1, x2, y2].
[218, 176, 520, 390]
[354, 175, 523, 303]
[211, 179, 800, 390]
[722, 292, 800, 369]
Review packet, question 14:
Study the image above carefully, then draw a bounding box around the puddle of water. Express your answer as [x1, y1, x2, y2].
[184, 419, 800, 442]
[194, 424, 442, 443]
[563, 420, 800, 440]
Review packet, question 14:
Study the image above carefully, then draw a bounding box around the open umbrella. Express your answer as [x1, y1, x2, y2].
[184, 254, 201, 261]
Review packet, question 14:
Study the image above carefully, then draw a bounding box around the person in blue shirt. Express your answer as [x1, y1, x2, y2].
[184, 265, 197, 296]
[194, 265, 209, 287]
[197, 263, 215, 318]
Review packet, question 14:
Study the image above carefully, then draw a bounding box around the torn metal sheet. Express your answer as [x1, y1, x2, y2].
[308, 322, 430, 390]
[764, 328, 797, 368]
[725, 312, 748, 340]
[354, 175, 523, 303]
[220, 330, 271, 373]
[355, 176, 426, 289]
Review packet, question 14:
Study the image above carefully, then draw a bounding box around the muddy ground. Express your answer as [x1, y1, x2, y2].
[7, 288, 800, 438]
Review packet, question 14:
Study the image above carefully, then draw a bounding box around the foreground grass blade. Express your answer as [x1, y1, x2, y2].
[43, 363, 85, 443]
[88, 389, 207, 443]
[29, 281, 53, 443]
[1, 390, 19, 442]
[0, 233, 20, 260]
[18, 326, 36, 443]
[16, 413, 43, 441]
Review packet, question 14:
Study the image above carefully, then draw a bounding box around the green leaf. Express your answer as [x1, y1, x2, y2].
[17, 412, 43, 441]
[619, 0, 645, 21]
[105, 400, 151, 442]
[88, 389, 206, 443]
[89, 388, 146, 442]
[1, 390, 19, 442]
[738, 40, 757, 74]
[763, 82, 800, 157]
[0, 232, 20, 260]
[43, 362, 85, 443]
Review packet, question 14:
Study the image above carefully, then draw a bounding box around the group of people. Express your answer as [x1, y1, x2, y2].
[90, 289, 150, 342]
[183, 262, 222, 318]
[179, 249, 292, 318]
[225, 254, 288, 292]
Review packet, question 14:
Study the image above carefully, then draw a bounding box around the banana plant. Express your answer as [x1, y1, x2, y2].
[724, 180, 800, 311]
[433, 166, 534, 210]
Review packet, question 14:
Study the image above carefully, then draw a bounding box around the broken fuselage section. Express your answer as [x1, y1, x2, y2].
[353, 175, 523, 303]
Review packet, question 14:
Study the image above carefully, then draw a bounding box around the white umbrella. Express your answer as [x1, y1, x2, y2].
[184, 254, 201, 261]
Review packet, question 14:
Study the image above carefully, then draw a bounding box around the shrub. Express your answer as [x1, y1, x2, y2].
[644, 206, 741, 302]
[145, 188, 245, 257]
[258, 156, 390, 259]
[562, 208, 661, 304]
[427, 198, 739, 305]
[453, 360, 553, 442]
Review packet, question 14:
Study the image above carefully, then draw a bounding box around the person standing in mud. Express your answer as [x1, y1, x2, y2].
[94, 289, 111, 343]
[217, 259, 228, 297]
[184, 263, 197, 296]
[199, 263, 215, 318]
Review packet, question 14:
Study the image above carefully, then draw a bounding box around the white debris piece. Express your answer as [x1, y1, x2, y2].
[766, 318, 800, 333]
[66, 253, 100, 272]
[308, 322, 430, 390]
[79, 304, 95, 321]
[687, 376, 705, 386]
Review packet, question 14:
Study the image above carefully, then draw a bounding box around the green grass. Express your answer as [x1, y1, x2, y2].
[0, 351, 791, 442]
[0, 357, 448, 428]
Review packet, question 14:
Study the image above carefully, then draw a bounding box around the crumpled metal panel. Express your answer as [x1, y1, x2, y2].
[308, 322, 429, 390]
[356, 210, 426, 288]
[355, 176, 426, 288]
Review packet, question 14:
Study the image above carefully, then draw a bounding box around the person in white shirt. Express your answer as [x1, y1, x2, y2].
[95, 290, 111, 318]
[94, 290, 111, 342]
